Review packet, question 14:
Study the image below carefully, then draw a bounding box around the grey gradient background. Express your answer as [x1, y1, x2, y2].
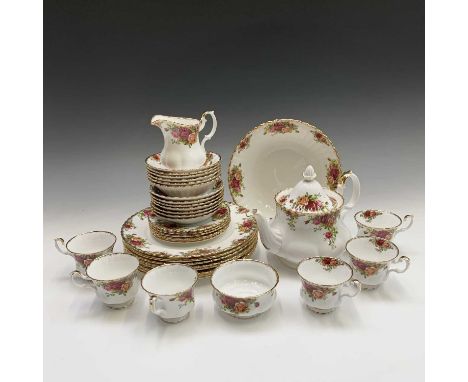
[44, 1, 424, 380]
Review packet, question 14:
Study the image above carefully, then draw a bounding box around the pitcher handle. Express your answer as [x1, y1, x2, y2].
[395, 215, 414, 237]
[341, 171, 361, 217]
[199, 111, 217, 149]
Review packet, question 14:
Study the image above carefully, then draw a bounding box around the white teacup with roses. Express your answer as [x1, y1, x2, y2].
[354, 209, 413, 240]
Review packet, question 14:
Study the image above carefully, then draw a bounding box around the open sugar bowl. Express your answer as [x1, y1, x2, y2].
[297, 257, 361, 314]
[70, 253, 140, 309]
[354, 209, 414, 240]
[54, 231, 116, 274]
[344, 237, 410, 290]
[141, 264, 198, 324]
[211, 259, 279, 319]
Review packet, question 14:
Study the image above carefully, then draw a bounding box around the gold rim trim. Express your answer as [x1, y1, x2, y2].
[345, 236, 400, 264]
[210, 259, 279, 299]
[227, 118, 345, 208]
[353, 210, 404, 230]
[85, 252, 139, 282]
[297, 256, 354, 287]
[64, 230, 117, 256]
[141, 263, 199, 296]
[145, 152, 221, 174]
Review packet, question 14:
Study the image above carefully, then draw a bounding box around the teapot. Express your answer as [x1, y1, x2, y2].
[253, 165, 360, 267]
[151, 111, 217, 170]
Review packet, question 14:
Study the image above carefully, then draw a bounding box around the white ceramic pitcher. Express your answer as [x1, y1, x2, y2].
[151, 111, 217, 170]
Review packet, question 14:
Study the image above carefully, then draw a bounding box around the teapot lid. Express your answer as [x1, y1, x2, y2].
[283, 165, 333, 213]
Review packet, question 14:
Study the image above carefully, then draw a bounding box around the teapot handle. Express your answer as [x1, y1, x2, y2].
[199, 111, 217, 149]
[341, 171, 360, 217]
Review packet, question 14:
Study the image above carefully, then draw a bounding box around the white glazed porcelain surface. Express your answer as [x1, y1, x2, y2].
[71, 253, 140, 309]
[151, 177, 219, 197]
[211, 260, 278, 318]
[297, 257, 360, 312]
[146, 152, 221, 173]
[254, 166, 360, 267]
[121, 203, 257, 258]
[151, 181, 223, 202]
[150, 111, 217, 170]
[354, 209, 414, 240]
[142, 264, 197, 323]
[228, 119, 343, 217]
[345, 237, 410, 289]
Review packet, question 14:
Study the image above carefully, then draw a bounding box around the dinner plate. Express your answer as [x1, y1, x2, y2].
[121, 203, 258, 259]
[228, 119, 343, 217]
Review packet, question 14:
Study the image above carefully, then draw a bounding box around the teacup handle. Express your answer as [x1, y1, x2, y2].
[388, 256, 411, 274]
[341, 279, 361, 298]
[70, 270, 95, 289]
[395, 215, 414, 237]
[341, 171, 361, 217]
[54, 237, 72, 257]
[199, 111, 217, 149]
[149, 296, 166, 316]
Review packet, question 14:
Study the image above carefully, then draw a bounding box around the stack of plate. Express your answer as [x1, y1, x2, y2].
[148, 202, 231, 242]
[121, 203, 257, 277]
[146, 152, 222, 197]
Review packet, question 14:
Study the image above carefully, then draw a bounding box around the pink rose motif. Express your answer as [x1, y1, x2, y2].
[324, 231, 333, 239]
[179, 127, 191, 140]
[171, 129, 180, 138]
[188, 133, 196, 144]
[375, 230, 391, 239]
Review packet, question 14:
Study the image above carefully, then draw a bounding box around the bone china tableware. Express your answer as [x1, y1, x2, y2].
[54, 231, 117, 274]
[121, 203, 258, 276]
[70, 253, 140, 309]
[141, 264, 198, 323]
[297, 257, 361, 314]
[228, 118, 355, 217]
[354, 209, 414, 240]
[254, 165, 360, 268]
[151, 111, 217, 170]
[211, 259, 279, 319]
[146, 152, 221, 176]
[344, 237, 410, 289]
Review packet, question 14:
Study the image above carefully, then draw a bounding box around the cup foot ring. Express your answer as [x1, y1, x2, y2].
[307, 306, 337, 314]
[159, 313, 190, 324]
[104, 298, 135, 310]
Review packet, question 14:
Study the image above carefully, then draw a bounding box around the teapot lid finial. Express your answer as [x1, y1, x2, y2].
[303, 165, 317, 182]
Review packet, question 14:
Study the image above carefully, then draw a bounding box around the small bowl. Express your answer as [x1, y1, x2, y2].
[211, 259, 279, 319]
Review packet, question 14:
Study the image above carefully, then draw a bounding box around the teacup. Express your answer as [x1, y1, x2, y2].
[354, 209, 413, 240]
[211, 259, 279, 319]
[345, 236, 410, 289]
[141, 264, 198, 323]
[297, 257, 361, 314]
[54, 231, 116, 274]
[71, 253, 140, 309]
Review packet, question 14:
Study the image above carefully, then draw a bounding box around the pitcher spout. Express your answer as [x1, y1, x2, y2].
[253, 209, 282, 254]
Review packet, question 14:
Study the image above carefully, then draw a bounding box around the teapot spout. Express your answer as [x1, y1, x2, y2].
[253, 209, 282, 254]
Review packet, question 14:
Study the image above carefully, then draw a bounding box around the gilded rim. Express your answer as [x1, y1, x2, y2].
[65, 230, 117, 256]
[345, 236, 400, 264]
[85, 252, 139, 282]
[141, 263, 198, 296]
[210, 259, 279, 299]
[297, 256, 354, 287]
[151, 184, 223, 201]
[275, 188, 344, 217]
[145, 152, 221, 174]
[148, 176, 220, 189]
[227, 118, 345, 207]
[353, 210, 403, 230]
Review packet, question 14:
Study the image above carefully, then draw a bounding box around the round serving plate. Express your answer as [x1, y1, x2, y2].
[228, 119, 344, 218]
[121, 203, 258, 260]
[128, 236, 257, 269]
[146, 152, 221, 175]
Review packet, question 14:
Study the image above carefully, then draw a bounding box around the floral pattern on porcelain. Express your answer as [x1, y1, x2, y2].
[237, 134, 252, 153]
[75, 254, 98, 268]
[236, 205, 250, 214]
[97, 277, 133, 297]
[326, 158, 341, 190]
[228, 164, 244, 197]
[212, 206, 229, 220]
[263, 121, 299, 135]
[122, 220, 136, 230]
[302, 281, 337, 301]
[315, 256, 340, 271]
[351, 258, 386, 278]
[360, 209, 383, 223]
[164, 123, 198, 147]
[289, 193, 329, 212]
[124, 233, 148, 248]
[137, 208, 157, 220]
[371, 237, 392, 252]
[169, 289, 194, 307]
[216, 292, 260, 314]
[238, 218, 256, 233]
[305, 212, 339, 248]
[313, 131, 330, 146]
